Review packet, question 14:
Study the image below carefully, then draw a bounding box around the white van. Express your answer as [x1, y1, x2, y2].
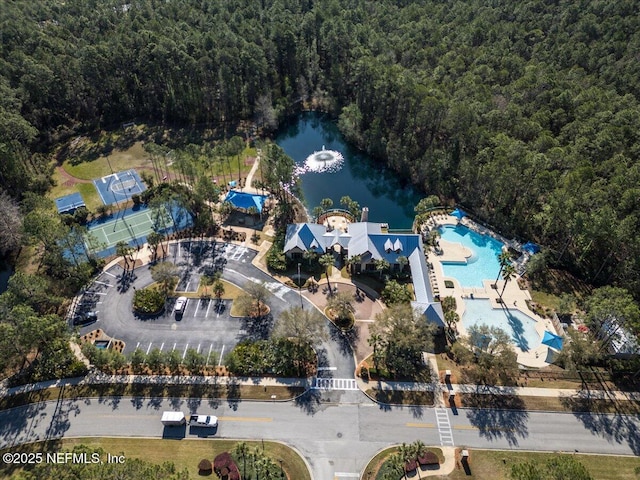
[174, 296, 187, 315]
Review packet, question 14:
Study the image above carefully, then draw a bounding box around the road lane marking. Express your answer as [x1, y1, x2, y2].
[406, 422, 436, 428]
[218, 416, 272, 423]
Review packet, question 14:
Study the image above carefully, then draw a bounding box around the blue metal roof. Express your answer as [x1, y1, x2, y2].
[224, 190, 269, 212]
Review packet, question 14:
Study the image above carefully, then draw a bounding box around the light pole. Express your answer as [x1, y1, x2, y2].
[297, 262, 303, 309]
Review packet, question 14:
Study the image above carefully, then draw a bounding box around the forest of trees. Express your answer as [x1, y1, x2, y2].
[2, 0, 640, 299]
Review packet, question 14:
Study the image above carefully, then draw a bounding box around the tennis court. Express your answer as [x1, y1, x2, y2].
[93, 169, 146, 206]
[86, 204, 192, 257]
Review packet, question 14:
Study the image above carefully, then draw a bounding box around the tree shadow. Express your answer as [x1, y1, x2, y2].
[293, 389, 322, 415]
[560, 393, 640, 455]
[227, 378, 240, 411]
[328, 322, 355, 357]
[464, 389, 529, 446]
[0, 392, 50, 450]
[239, 314, 274, 341]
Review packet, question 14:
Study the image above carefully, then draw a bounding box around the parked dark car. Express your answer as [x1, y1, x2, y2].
[73, 311, 98, 325]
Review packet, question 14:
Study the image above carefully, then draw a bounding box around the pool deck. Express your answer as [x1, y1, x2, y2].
[426, 215, 558, 368]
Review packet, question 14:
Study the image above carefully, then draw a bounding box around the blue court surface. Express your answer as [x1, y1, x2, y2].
[85, 203, 192, 258]
[92, 169, 146, 206]
[55, 192, 86, 214]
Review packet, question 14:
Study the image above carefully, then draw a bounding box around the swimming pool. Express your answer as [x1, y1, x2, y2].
[462, 299, 541, 352]
[439, 224, 504, 288]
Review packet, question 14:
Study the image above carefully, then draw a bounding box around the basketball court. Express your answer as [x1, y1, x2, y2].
[93, 169, 146, 206]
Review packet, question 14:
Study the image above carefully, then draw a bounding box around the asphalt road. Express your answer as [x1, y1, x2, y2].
[1, 395, 638, 479]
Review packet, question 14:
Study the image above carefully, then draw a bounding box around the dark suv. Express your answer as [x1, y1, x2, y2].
[73, 311, 98, 326]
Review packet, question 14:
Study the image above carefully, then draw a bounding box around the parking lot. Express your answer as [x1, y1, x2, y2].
[73, 240, 264, 358]
[169, 240, 250, 293]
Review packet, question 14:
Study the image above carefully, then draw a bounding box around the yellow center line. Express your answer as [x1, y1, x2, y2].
[218, 416, 272, 423]
[406, 423, 436, 428]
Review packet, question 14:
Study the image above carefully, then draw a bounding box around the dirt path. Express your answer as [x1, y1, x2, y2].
[56, 165, 92, 187]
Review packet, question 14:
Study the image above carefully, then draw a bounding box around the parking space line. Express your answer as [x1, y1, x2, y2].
[206, 300, 213, 317]
[218, 345, 225, 366]
[172, 343, 176, 351]
[185, 281, 191, 291]
[146, 342, 153, 354]
[206, 344, 213, 365]
[103, 271, 117, 278]
[197, 343, 201, 353]
[182, 344, 189, 359]
[135, 342, 140, 350]
[159, 342, 165, 351]
[94, 281, 112, 287]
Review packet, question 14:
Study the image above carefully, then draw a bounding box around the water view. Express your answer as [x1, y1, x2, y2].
[463, 299, 542, 352]
[439, 224, 504, 288]
[275, 112, 423, 230]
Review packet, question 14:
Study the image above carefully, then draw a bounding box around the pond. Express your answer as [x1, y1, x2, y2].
[275, 112, 423, 230]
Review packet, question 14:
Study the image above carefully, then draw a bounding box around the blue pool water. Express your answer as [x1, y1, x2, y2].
[463, 299, 541, 352]
[439, 225, 504, 288]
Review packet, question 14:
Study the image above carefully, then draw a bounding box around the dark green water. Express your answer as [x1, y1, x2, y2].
[275, 112, 423, 230]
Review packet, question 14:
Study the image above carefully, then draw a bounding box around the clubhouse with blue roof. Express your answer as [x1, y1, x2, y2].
[284, 218, 445, 327]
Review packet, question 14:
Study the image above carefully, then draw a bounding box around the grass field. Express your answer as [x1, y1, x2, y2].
[0, 437, 311, 480]
[365, 447, 640, 480]
[64, 142, 151, 180]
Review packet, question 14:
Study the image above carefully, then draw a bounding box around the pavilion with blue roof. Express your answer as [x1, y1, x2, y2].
[55, 192, 86, 214]
[224, 190, 269, 213]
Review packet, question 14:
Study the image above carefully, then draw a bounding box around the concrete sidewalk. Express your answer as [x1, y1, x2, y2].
[0, 371, 309, 399]
[356, 375, 640, 402]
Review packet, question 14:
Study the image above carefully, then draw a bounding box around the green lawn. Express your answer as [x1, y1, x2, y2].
[366, 447, 640, 480]
[64, 141, 150, 180]
[0, 437, 310, 480]
[447, 449, 640, 480]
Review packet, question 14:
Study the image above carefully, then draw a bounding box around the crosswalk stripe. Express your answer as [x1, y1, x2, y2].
[435, 407, 455, 446]
[310, 377, 359, 391]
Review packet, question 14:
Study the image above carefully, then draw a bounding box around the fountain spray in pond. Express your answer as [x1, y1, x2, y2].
[296, 145, 345, 175]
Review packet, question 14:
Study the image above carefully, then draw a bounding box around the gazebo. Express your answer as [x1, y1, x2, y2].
[223, 190, 269, 213]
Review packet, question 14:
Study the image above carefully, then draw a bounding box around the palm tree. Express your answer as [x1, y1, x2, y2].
[319, 253, 334, 295]
[444, 310, 459, 337]
[234, 442, 249, 480]
[493, 250, 511, 288]
[374, 258, 390, 279]
[397, 255, 409, 273]
[367, 332, 383, 373]
[346, 254, 362, 274]
[500, 263, 517, 299]
[303, 248, 318, 266]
